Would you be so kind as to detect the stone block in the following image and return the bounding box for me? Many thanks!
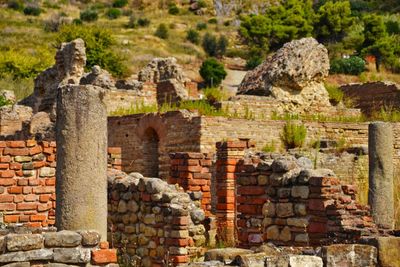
[39,167,55,177]
[287,218,309,228]
[44,231,82,247]
[360,236,400,267]
[6,234,43,251]
[79,230,101,246]
[289,255,323,267]
[262,202,276,217]
[279,226,291,242]
[276,203,294,218]
[291,186,310,199]
[266,225,280,240]
[322,244,377,267]
[3,263,30,267]
[53,247,91,263]
[0,249,53,263]
[204,248,253,264]
[235,252,269,267]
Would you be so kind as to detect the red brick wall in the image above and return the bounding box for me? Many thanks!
[169,152,212,216]
[0,141,122,227]
[0,140,56,227]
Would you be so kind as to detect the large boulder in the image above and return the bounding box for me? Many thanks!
[238,38,331,113]
[80,65,116,90]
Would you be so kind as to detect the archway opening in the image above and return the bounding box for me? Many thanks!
[142,127,159,177]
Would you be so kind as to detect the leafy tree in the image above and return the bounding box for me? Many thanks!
[155,23,169,39]
[57,25,127,77]
[361,14,389,71]
[199,58,227,87]
[330,56,366,75]
[112,0,128,8]
[239,0,315,51]
[315,0,354,43]
[106,8,122,19]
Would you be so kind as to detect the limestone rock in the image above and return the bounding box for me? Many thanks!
[360,236,400,267]
[53,247,91,263]
[321,244,377,267]
[80,66,116,90]
[156,79,189,106]
[0,249,53,263]
[238,38,332,113]
[289,255,323,267]
[6,234,43,251]
[44,230,82,247]
[29,111,54,139]
[78,230,101,246]
[138,57,188,84]
[204,248,254,264]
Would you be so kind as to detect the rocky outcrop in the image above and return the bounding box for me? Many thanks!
[238,38,332,114]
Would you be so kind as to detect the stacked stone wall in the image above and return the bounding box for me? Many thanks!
[107,170,207,266]
[234,155,378,248]
[0,228,117,266]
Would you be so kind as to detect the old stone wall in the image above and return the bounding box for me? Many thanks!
[107,170,207,266]
[0,228,117,266]
[341,81,400,115]
[107,111,202,179]
[234,155,378,248]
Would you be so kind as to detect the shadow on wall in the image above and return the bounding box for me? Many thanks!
[142,127,160,177]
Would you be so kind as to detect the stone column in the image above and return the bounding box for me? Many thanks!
[56,84,107,240]
[368,122,394,229]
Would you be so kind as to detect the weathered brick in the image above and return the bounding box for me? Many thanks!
[1,170,15,178]
[0,203,16,210]
[4,215,19,223]
[0,179,16,186]
[91,249,118,264]
[3,148,30,156]
[17,202,37,210]
[7,141,26,148]
[0,195,14,203]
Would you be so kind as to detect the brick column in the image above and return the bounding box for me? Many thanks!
[215,140,246,246]
[107,147,122,170]
[169,152,212,216]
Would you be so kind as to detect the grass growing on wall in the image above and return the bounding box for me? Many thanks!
[280,120,307,149]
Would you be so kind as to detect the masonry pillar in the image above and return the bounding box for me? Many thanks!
[368,122,394,229]
[56,84,108,240]
[216,140,246,246]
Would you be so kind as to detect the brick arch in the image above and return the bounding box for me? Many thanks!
[137,114,167,142]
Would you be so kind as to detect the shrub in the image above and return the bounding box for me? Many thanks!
[186,29,200,44]
[23,6,42,16]
[80,9,98,22]
[0,95,11,108]
[202,87,229,103]
[280,120,307,149]
[325,82,344,105]
[196,22,207,31]
[168,4,180,15]
[106,8,122,19]
[137,17,150,27]
[155,23,168,39]
[112,0,128,8]
[127,15,137,28]
[7,0,24,11]
[330,56,366,75]
[73,18,82,25]
[208,18,217,24]
[199,58,227,87]
[197,0,207,8]
[202,33,228,57]
[262,141,276,153]
[246,56,262,70]
[57,25,127,77]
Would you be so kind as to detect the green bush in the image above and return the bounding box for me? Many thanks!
[106,8,122,19]
[0,95,11,108]
[325,83,344,105]
[23,6,42,16]
[137,17,150,27]
[112,0,128,8]
[202,33,228,57]
[196,22,207,31]
[280,120,307,149]
[168,4,180,15]
[197,0,207,8]
[199,58,227,87]
[80,9,98,22]
[155,23,168,39]
[57,25,127,77]
[246,56,262,70]
[7,0,24,11]
[186,29,200,44]
[73,18,82,25]
[208,18,217,24]
[330,56,366,75]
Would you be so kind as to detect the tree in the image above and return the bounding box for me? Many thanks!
[361,14,388,71]
[155,24,168,39]
[199,58,227,87]
[239,0,315,51]
[315,0,354,43]
[202,33,228,57]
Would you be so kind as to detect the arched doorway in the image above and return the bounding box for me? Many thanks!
[142,127,159,177]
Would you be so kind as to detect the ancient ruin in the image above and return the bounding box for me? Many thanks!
[0,37,399,266]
